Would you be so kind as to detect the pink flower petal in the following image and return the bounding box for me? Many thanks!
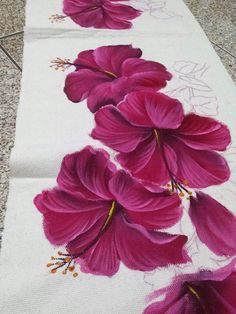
[63,0,141,30]
[57,146,116,200]
[69,7,104,28]
[94,45,142,76]
[103,12,133,29]
[34,190,110,245]
[64,69,111,103]
[73,49,98,69]
[57,152,99,200]
[118,91,184,128]
[87,77,132,112]
[91,105,150,152]
[103,1,141,21]
[115,214,190,270]
[109,170,182,229]
[63,0,92,15]
[66,215,109,255]
[144,259,236,314]
[117,136,177,185]
[144,297,186,314]
[116,135,156,173]
[176,113,231,151]
[122,58,172,90]
[169,138,230,188]
[77,219,120,276]
[189,192,236,256]
[122,58,170,77]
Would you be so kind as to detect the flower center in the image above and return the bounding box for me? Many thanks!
[154,129,161,148]
[153,129,192,199]
[46,201,117,276]
[103,70,118,79]
[187,284,208,314]
[102,201,116,230]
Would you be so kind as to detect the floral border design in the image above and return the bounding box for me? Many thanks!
[35,44,236,313]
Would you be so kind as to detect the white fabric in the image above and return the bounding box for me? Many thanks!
[0,1,236,313]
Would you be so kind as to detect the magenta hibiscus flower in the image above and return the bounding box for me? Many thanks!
[190,192,236,256]
[144,259,236,314]
[61,0,141,29]
[92,91,231,190]
[34,146,189,276]
[63,45,172,112]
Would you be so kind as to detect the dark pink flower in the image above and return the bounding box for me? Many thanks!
[189,192,236,256]
[34,146,189,276]
[64,45,172,112]
[92,91,231,190]
[62,0,141,29]
[144,258,236,314]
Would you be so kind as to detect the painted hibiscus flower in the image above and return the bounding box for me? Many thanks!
[92,91,231,191]
[144,258,236,314]
[190,192,236,256]
[61,0,142,29]
[63,45,172,112]
[34,146,189,276]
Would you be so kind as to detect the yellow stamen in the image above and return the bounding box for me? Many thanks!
[188,285,208,313]
[103,201,116,230]
[73,272,79,278]
[49,14,65,23]
[103,70,117,79]
[87,6,98,12]
[50,269,57,274]
[188,286,201,301]
[47,263,53,267]
[154,129,161,147]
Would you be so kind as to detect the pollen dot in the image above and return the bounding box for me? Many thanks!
[69,266,75,272]
[179,192,185,197]
[50,269,57,274]
[73,273,79,278]
[47,263,53,267]
[65,257,71,263]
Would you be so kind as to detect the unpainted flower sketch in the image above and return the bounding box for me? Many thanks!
[166,61,219,117]
[130,0,181,19]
